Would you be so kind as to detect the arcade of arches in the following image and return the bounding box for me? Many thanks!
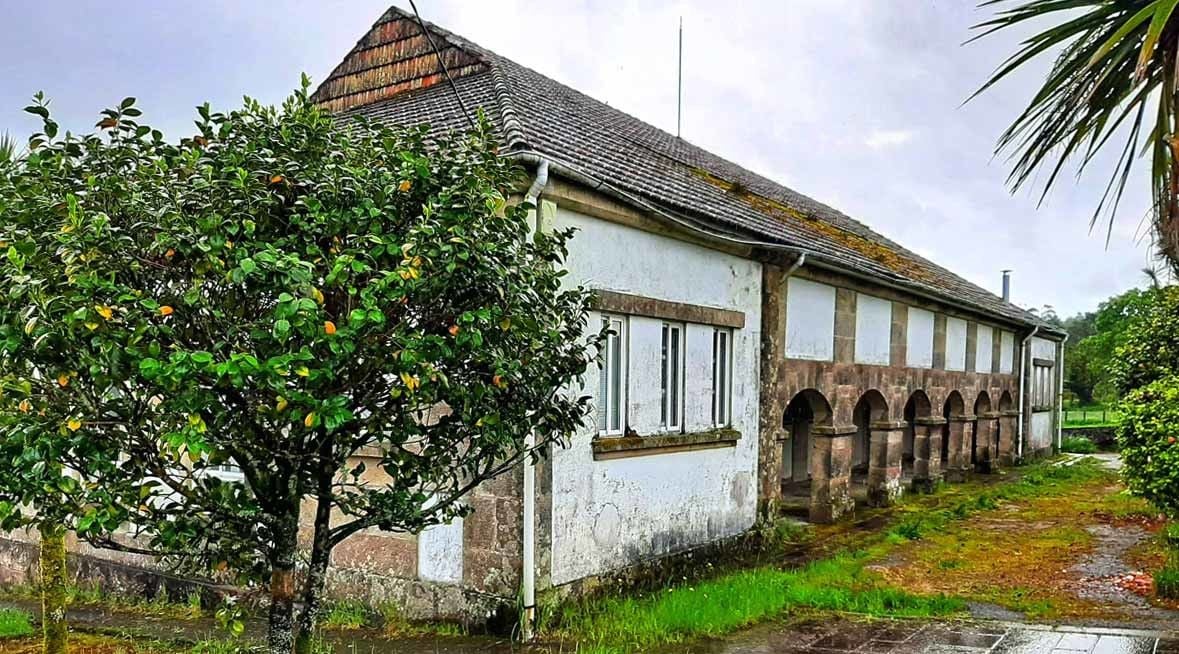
[775,385,1017,522]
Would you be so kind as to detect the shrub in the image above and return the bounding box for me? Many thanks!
[1118,376,1179,515]
[1157,563,1179,599]
[1061,437,1097,454]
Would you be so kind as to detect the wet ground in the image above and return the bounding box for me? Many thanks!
[694,617,1179,653]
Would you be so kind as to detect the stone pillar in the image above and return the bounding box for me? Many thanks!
[959,416,976,479]
[975,413,1001,473]
[757,263,787,519]
[810,425,855,523]
[912,417,946,492]
[944,417,971,483]
[997,410,1019,466]
[867,420,905,507]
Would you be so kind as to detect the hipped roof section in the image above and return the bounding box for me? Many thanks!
[313,5,1064,336]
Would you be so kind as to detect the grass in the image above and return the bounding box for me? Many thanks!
[549,552,962,652]
[0,608,33,638]
[542,458,1113,653]
[319,600,368,630]
[1063,405,1120,428]
[0,583,204,620]
[1061,436,1098,454]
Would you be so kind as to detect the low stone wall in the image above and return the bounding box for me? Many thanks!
[1062,426,1118,449]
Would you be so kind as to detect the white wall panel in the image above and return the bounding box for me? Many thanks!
[906,307,934,368]
[945,317,967,371]
[999,331,1015,374]
[855,294,892,365]
[975,324,993,373]
[785,278,835,361]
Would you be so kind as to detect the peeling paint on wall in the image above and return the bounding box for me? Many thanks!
[552,208,761,586]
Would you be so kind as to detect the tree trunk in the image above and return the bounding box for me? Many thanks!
[267,517,300,654]
[294,460,335,654]
[39,524,68,654]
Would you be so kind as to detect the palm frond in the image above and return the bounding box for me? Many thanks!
[974,0,1179,261]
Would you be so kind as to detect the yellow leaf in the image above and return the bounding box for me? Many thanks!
[57,374,70,388]
[188,414,207,433]
[18,399,31,413]
[311,288,324,305]
[159,305,174,316]
[225,240,234,250]
[276,396,288,412]
[500,317,511,331]
[84,322,99,331]
[400,372,420,391]
[165,248,175,259]
[61,224,74,234]
[296,366,310,377]
[324,321,337,335]
[398,179,412,192]
[304,412,316,428]
[95,305,113,320]
[67,418,82,432]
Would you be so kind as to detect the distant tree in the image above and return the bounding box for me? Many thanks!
[0,81,597,654]
[1059,287,1161,404]
[974,0,1179,272]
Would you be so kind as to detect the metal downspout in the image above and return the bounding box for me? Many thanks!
[1057,333,1070,451]
[521,159,549,640]
[1017,325,1040,461]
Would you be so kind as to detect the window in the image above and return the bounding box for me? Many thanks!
[661,322,684,431]
[597,315,627,435]
[711,328,732,427]
[1032,362,1054,409]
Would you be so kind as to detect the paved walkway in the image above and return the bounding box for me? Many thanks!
[707,618,1177,653]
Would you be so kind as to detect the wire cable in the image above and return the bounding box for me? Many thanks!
[408,0,476,130]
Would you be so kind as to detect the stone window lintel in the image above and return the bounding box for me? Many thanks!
[592,428,740,460]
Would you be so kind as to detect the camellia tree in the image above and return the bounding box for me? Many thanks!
[0,78,597,654]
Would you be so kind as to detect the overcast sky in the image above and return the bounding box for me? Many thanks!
[0,1,1163,316]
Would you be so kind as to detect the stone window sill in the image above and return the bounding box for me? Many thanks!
[592,428,740,461]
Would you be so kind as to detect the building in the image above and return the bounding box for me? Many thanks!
[0,4,1067,628]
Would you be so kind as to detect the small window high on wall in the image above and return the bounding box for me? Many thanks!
[712,328,732,427]
[598,315,627,435]
[661,322,684,431]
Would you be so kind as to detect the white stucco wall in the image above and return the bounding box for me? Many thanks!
[417,517,463,583]
[1030,412,1054,452]
[854,294,892,365]
[906,307,934,368]
[975,324,993,373]
[945,317,967,372]
[1031,336,1057,362]
[785,278,835,361]
[999,331,1015,374]
[551,207,762,586]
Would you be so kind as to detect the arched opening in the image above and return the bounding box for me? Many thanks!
[852,390,889,474]
[903,390,932,480]
[942,391,965,467]
[781,389,833,499]
[996,390,1015,465]
[973,391,993,469]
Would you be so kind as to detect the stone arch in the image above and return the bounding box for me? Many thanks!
[998,390,1014,412]
[902,390,933,475]
[972,391,992,468]
[782,389,833,486]
[852,390,889,473]
[996,390,1016,465]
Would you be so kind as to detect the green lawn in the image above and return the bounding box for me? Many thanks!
[0,608,33,638]
[1063,405,1120,428]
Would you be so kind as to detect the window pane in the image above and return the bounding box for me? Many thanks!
[661,325,669,427]
[670,327,680,428]
[610,320,622,432]
[711,330,719,425]
[719,332,728,424]
[598,318,609,431]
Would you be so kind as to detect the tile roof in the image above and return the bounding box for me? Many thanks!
[315,6,1061,335]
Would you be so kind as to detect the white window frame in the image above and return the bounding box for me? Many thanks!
[711,328,732,428]
[661,322,685,432]
[597,314,628,436]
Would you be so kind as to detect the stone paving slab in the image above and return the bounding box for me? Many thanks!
[702,618,1175,653]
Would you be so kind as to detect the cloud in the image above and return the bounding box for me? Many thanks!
[864,129,916,149]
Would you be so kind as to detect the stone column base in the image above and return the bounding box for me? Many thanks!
[867,421,904,507]
[809,425,855,523]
